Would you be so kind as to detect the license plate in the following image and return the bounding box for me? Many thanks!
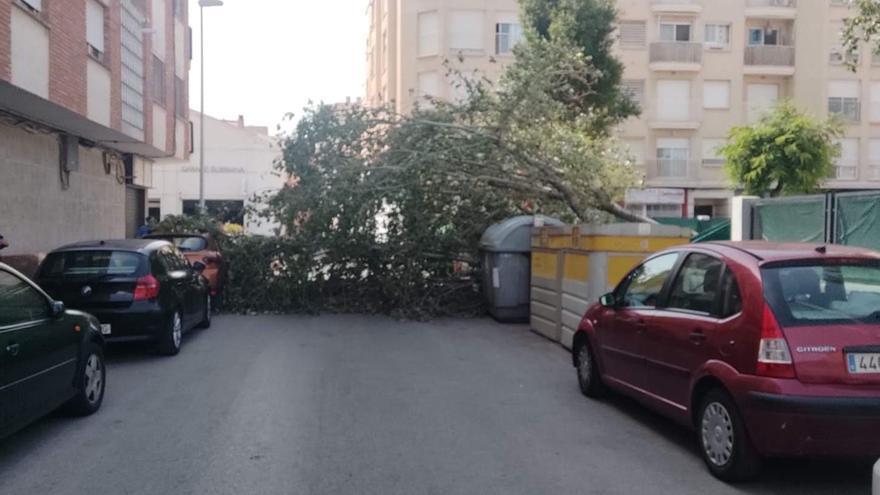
[100,324,112,336]
[847,353,880,374]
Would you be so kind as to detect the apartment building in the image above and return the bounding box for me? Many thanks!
[150,112,284,236]
[0,0,190,256]
[614,0,880,219]
[366,0,522,113]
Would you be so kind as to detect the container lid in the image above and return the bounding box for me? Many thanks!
[480,216,565,253]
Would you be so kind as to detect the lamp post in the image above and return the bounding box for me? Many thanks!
[198,0,223,212]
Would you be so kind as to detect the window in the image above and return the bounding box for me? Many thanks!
[656,80,691,121]
[449,11,484,52]
[656,138,689,178]
[834,138,859,180]
[418,11,439,57]
[152,56,166,105]
[619,21,647,49]
[496,23,523,55]
[40,251,144,279]
[660,22,692,42]
[623,138,645,165]
[870,139,880,179]
[19,0,41,12]
[0,270,48,326]
[749,28,779,46]
[122,2,146,133]
[619,253,679,308]
[828,80,860,122]
[704,24,730,48]
[417,71,441,102]
[667,254,725,315]
[701,139,726,166]
[151,0,166,57]
[86,0,106,57]
[622,80,645,108]
[172,0,185,18]
[870,82,880,122]
[762,263,880,327]
[703,80,730,109]
[747,83,779,123]
[175,77,186,117]
[646,204,683,219]
[719,268,742,318]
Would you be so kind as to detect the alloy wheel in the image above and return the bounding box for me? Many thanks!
[83,353,103,405]
[577,344,592,387]
[701,401,735,467]
[172,312,182,349]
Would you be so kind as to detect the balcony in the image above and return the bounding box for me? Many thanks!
[645,160,696,180]
[649,42,702,71]
[744,45,796,76]
[745,0,797,19]
[651,0,702,14]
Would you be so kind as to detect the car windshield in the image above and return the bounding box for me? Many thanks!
[41,251,143,279]
[157,236,208,252]
[762,261,880,327]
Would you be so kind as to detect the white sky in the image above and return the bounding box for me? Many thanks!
[188,0,369,132]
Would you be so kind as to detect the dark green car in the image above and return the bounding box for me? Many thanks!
[0,262,106,439]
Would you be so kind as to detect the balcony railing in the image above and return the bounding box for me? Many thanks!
[744,45,795,66]
[747,0,796,7]
[647,159,691,179]
[649,42,703,64]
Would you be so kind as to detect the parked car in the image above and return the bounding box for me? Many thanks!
[36,239,211,356]
[0,262,105,439]
[144,233,226,308]
[572,241,880,481]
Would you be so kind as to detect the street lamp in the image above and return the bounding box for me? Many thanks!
[198,0,223,212]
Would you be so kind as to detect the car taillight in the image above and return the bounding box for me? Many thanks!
[133,274,160,301]
[756,304,796,379]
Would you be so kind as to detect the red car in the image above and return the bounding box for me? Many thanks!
[572,241,880,481]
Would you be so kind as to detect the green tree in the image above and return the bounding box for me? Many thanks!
[520,0,639,132]
[842,0,880,70]
[721,102,842,197]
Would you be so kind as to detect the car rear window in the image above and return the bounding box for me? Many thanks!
[41,251,145,279]
[762,261,880,327]
[158,236,207,252]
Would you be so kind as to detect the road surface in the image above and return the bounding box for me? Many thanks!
[0,315,871,494]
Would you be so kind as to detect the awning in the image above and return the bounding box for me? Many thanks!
[0,80,168,158]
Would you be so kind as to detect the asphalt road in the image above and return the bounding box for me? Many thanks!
[0,315,872,494]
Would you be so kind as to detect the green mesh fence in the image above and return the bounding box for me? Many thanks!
[754,198,826,243]
[835,193,880,250]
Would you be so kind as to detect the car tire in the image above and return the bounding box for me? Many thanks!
[575,339,605,398]
[63,343,106,416]
[157,310,183,356]
[196,294,212,329]
[697,388,762,482]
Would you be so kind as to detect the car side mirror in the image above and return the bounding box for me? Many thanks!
[599,293,616,308]
[50,300,65,318]
[192,261,207,273]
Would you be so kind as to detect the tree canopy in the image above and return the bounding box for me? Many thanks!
[843,0,880,70]
[721,102,842,197]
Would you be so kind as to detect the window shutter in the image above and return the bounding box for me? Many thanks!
[829,80,859,98]
[701,139,726,164]
[450,11,484,51]
[417,12,439,57]
[619,21,646,48]
[703,81,730,109]
[656,80,691,121]
[622,80,645,108]
[418,72,441,99]
[87,0,105,53]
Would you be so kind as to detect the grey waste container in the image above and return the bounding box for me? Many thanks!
[480,216,564,322]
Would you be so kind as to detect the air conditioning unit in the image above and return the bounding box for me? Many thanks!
[60,135,80,172]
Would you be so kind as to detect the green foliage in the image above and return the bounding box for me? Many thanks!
[153,214,226,240]
[842,0,880,71]
[520,0,639,132]
[721,102,842,197]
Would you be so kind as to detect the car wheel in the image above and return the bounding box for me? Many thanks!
[157,310,183,356]
[575,340,605,398]
[197,294,212,329]
[697,388,762,482]
[64,343,106,416]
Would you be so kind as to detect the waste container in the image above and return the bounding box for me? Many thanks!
[480,216,564,322]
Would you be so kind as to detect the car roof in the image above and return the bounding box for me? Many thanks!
[696,241,880,263]
[51,239,171,254]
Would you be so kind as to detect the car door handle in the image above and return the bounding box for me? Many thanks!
[6,342,20,356]
[689,330,707,345]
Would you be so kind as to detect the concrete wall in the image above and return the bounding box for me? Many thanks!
[0,121,126,256]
